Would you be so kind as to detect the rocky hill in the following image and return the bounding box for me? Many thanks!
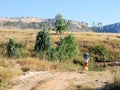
[103,23,120,33]
[0,17,91,32]
[1,17,120,33]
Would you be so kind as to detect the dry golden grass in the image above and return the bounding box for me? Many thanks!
[0,58,23,81]
[14,58,81,72]
[67,82,95,90]
[0,29,120,47]
[0,66,22,90]
[0,67,22,81]
[0,29,119,60]
[56,60,81,71]
[0,29,120,60]
[16,58,56,71]
[0,58,11,67]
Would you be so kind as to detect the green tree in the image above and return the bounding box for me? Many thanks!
[55,13,68,38]
[34,28,51,60]
[55,13,63,19]
[6,39,19,58]
[3,21,13,26]
[56,35,78,62]
[97,22,103,32]
[3,21,13,29]
[91,22,97,32]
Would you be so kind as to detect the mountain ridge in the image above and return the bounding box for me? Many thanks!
[103,22,120,33]
[0,17,120,33]
[0,17,91,32]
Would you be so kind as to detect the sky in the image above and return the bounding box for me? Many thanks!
[0,0,120,26]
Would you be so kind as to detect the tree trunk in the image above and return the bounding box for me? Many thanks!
[59,31,62,39]
[42,51,46,60]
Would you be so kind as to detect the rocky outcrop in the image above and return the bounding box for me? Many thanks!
[0,17,91,32]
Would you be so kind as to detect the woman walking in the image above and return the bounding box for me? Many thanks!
[83,52,90,71]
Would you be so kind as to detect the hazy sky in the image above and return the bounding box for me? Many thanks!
[0,0,120,26]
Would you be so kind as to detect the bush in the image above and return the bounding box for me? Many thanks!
[48,35,78,62]
[6,39,19,58]
[56,35,78,62]
[48,48,59,61]
[18,48,30,58]
[15,43,24,48]
[90,44,108,61]
[89,60,105,71]
[34,29,51,60]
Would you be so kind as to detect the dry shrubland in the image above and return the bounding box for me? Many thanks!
[0,29,120,89]
[0,30,120,59]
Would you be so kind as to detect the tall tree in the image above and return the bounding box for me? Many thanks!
[91,22,97,32]
[55,13,63,19]
[55,13,68,38]
[97,22,103,32]
[34,28,51,60]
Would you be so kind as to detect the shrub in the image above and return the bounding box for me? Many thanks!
[15,43,24,48]
[18,48,30,58]
[89,60,105,71]
[56,35,78,62]
[90,44,108,61]
[48,48,59,61]
[6,39,19,58]
[34,28,51,60]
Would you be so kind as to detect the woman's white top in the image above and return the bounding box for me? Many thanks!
[84,58,89,63]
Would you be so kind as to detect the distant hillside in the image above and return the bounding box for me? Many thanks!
[0,17,92,32]
[103,23,120,33]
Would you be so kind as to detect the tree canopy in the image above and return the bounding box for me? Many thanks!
[55,13,68,37]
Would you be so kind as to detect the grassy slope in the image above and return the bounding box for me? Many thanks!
[0,29,120,59]
[0,29,120,89]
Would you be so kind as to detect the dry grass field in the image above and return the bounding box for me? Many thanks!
[0,29,120,43]
[0,29,120,59]
[0,29,120,90]
[0,30,120,49]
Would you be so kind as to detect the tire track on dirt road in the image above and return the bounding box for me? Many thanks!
[9,71,54,90]
[33,72,86,90]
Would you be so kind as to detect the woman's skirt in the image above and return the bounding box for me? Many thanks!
[84,62,88,71]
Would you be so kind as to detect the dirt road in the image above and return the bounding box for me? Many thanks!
[9,71,113,90]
